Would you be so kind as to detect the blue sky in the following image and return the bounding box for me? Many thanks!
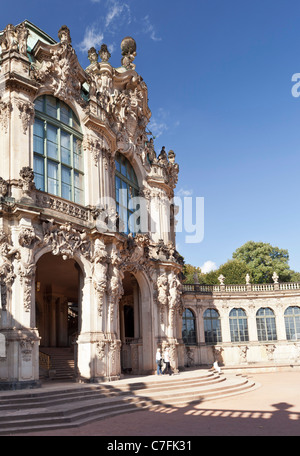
[2,0,300,273]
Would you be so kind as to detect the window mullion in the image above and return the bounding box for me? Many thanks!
[43,120,47,193]
[58,127,62,198]
[71,133,74,202]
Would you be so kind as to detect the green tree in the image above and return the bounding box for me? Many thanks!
[218,259,250,284]
[198,259,250,285]
[182,264,202,284]
[232,241,291,283]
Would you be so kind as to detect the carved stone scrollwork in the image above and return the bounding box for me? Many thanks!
[0,230,19,310]
[17,227,41,312]
[108,339,121,369]
[122,233,150,267]
[108,249,124,322]
[20,339,34,362]
[96,339,107,360]
[0,177,8,199]
[32,26,86,108]
[0,101,12,133]
[0,22,29,55]
[91,238,108,317]
[17,100,35,134]
[82,135,109,166]
[19,166,35,200]
[42,219,91,260]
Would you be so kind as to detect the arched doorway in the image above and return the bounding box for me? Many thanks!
[35,253,82,380]
[119,272,140,373]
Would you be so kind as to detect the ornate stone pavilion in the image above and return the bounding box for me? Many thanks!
[1,21,300,390]
[0,21,182,389]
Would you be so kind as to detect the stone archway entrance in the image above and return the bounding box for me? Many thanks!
[119,272,141,374]
[35,253,82,380]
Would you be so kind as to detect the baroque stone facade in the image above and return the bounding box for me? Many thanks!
[0,21,182,389]
[0,21,298,390]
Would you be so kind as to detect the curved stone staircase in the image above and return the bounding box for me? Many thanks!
[0,369,258,435]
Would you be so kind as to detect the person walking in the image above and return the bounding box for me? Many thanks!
[163,347,172,375]
[156,348,162,375]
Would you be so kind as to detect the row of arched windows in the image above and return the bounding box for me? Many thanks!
[182,306,300,345]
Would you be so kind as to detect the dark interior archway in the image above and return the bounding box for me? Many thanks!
[35,253,82,380]
[119,272,140,373]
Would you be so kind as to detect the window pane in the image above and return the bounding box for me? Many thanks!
[115,156,120,172]
[285,307,300,340]
[34,118,44,137]
[61,131,71,165]
[34,155,44,175]
[46,96,57,118]
[73,138,83,170]
[74,187,83,205]
[34,97,44,112]
[121,156,127,176]
[61,166,71,184]
[33,119,44,155]
[33,155,44,191]
[47,125,58,160]
[182,309,196,345]
[74,171,83,190]
[60,102,70,125]
[47,161,59,195]
[72,113,81,132]
[62,183,72,200]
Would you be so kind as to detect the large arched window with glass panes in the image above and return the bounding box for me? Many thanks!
[284,306,300,341]
[33,95,84,205]
[203,308,222,344]
[256,308,277,341]
[229,308,249,342]
[182,308,197,345]
[115,152,139,234]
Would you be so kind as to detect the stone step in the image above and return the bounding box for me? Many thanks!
[40,348,75,380]
[0,370,257,435]
[0,374,223,410]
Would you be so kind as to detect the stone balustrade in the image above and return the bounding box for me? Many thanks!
[182,281,300,294]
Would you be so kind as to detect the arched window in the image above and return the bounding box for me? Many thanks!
[33,95,84,204]
[284,306,300,341]
[115,152,139,234]
[229,308,249,342]
[256,308,277,341]
[203,308,222,344]
[182,308,197,345]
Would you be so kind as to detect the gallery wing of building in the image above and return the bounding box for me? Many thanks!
[0,21,300,390]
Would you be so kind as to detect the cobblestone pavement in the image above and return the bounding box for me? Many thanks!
[15,371,300,437]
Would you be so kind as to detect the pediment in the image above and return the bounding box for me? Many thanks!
[31,37,88,107]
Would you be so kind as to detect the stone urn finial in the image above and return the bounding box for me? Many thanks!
[121,36,137,70]
[272,272,279,284]
[218,274,225,285]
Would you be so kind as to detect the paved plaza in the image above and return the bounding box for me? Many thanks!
[15,370,300,437]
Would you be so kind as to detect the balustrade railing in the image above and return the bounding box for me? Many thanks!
[182,281,300,294]
[39,350,51,371]
[35,190,90,222]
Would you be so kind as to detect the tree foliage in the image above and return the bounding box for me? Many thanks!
[183,241,299,285]
[232,241,291,283]
[182,264,202,284]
